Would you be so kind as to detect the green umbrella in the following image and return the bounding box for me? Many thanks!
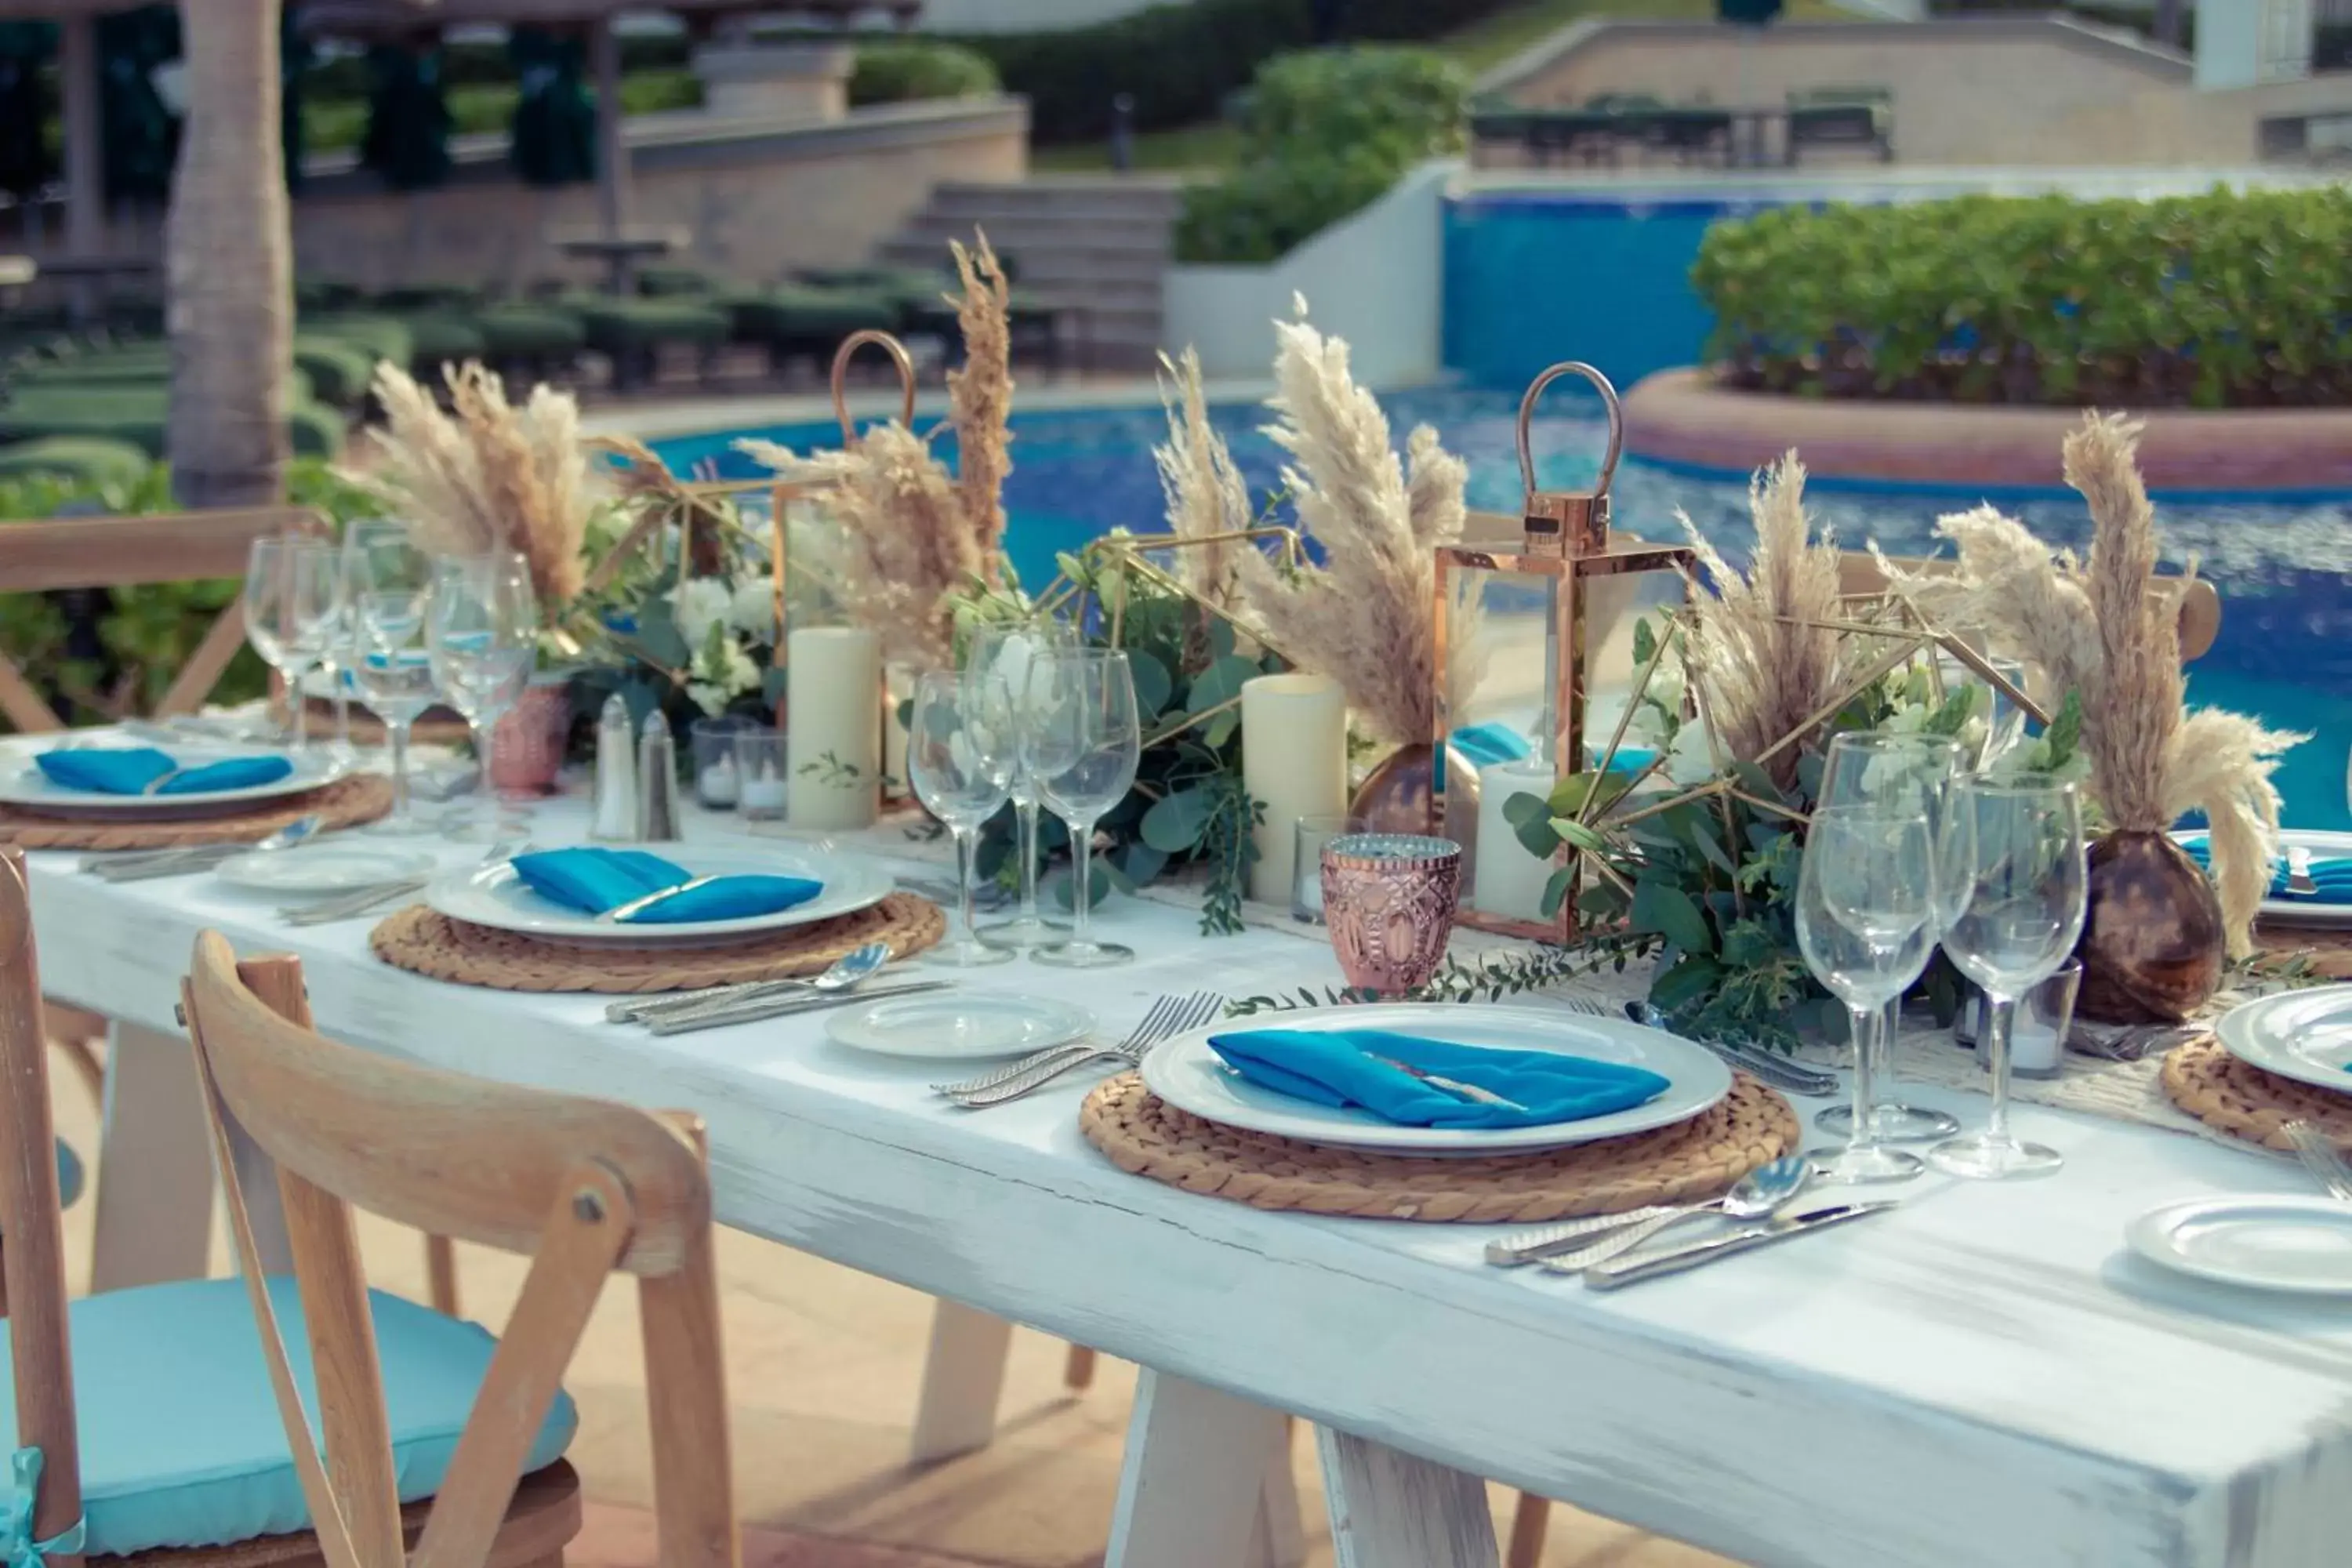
[361,40,453,191]
[508,26,595,188]
[0,22,56,201]
[98,3,181,205]
[281,3,310,194]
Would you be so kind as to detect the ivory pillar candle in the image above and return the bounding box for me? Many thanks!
[1240,673,1348,904]
[1474,758,1557,922]
[785,626,881,829]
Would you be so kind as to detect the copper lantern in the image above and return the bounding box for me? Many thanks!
[1434,362,1696,942]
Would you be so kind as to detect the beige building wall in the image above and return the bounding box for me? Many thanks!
[284,100,1029,292]
[1483,18,2319,165]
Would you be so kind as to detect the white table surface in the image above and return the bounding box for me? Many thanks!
[26,800,2352,1568]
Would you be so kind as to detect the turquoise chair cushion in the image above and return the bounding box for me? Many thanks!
[0,1277,575,1555]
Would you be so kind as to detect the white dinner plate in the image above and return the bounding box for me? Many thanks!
[1139,1001,1732,1156]
[828,993,1094,1060]
[2215,986,2352,1098]
[2174,829,2352,929]
[424,844,894,947]
[2127,1196,2352,1296]
[216,843,436,895]
[0,738,350,818]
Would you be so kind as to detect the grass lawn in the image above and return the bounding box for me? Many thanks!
[1035,0,1859,173]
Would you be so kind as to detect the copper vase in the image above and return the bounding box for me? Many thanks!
[489,678,572,797]
[1351,742,1436,837]
[1321,833,1461,998]
[2074,828,2225,1025]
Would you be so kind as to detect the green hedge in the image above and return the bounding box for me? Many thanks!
[851,40,1000,106]
[1174,47,1466,265]
[947,0,1509,143]
[1691,187,2352,408]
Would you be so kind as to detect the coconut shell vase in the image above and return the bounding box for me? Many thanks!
[2074,828,2226,1025]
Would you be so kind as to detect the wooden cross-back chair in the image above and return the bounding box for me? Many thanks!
[176,930,741,1568]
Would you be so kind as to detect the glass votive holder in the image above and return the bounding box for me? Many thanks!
[734,729,789,822]
[691,717,757,810]
[1961,959,2082,1080]
[1292,813,1364,924]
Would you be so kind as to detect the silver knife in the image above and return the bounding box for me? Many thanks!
[1485,1205,1682,1266]
[1583,1201,1896,1290]
[644,978,946,1036]
[606,977,812,1022]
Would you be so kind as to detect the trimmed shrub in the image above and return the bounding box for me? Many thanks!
[1174,47,1466,265]
[1691,186,2352,408]
[851,40,1000,106]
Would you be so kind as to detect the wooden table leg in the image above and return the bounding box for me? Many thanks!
[908,1299,1013,1465]
[1107,1370,1288,1568]
[1317,1426,1500,1568]
[1506,1492,1551,1568]
[1248,1418,1307,1568]
[1064,1342,1098,1392]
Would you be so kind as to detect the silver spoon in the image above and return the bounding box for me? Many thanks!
[1532,1156,1816,1275]
[604,940,892,1024]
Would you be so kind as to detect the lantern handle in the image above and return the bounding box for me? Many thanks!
[829,329,917,445]
[1516,361,1623,506]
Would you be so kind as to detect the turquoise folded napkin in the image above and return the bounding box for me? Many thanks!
[2179,835,2352,903]
[1205,1027,1671,1130]
[1451,723,1533,771]
[510,847,822,925]
[35,746,293,797]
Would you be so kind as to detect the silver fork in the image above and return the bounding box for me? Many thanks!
[2283,1120,2352,1203]
[936,991,1224,1107]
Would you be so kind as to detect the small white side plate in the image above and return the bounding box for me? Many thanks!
[216,844,437,895]
[2127,1196,2352,1296]
[2213,985,2352,1097]
[829,993,1094,1060]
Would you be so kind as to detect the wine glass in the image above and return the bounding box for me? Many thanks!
[1930,778,2088,1179]
[966,617,1076,949]
[243,535,342,753]
[345,524,439,833]
[1795,806,1939,1185]
[1811,731,1965,1144]
[907,670,1017,968]
[1022,648,1142,969]
[426,552,537,837]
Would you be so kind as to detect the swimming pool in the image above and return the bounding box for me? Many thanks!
[655,383,2352,829]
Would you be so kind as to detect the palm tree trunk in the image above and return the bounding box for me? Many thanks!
[167,0,292,509]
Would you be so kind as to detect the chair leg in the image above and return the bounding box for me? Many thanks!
[426,1233,460,1316]
[1506,1493,1550,1568]
[56,1035,104,1106]
[1064,1342,1098,1392]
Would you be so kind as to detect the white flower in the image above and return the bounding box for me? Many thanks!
[720,641,761,695]
[685,681,728,717]
[672,577,731,646]
[728,579,778,637]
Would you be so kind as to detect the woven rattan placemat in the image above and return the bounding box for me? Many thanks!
[368,891,946,993]
[1079,1072,1801,1224]
[0,773,393,851]
[2160,1033,2352,1152]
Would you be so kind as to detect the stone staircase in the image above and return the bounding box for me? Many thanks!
[876,174,1185,372]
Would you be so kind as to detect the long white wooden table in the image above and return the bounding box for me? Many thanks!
[27,808,2352,1567]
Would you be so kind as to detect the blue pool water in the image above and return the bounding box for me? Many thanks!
[657,384,2352,829]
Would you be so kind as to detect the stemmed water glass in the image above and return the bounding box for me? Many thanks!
[1022,648,1142,969]
[1930,778,2088,1179]
[344,524,439,833]
[965,618,1076,949]
[426,552,537,837]
[1812,730,1965,1144]
[1795,805,1940,1184]
[242,535,343,753]
[907,670,1018,968]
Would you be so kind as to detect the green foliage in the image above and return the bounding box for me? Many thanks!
[1174,47,1467,264]
[1693,186,2352,407]
[850,41,1000,106]
[0,457,372,731]
[1230,942,1620,1014]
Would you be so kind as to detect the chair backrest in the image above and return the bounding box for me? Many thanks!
[0,847,85,1567]
[1839,550,2221,663]
[179,931,737,1568]
[0,503,325,732]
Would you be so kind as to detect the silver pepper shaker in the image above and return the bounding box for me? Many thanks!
[637,711,681,843]
[590,693,638,842]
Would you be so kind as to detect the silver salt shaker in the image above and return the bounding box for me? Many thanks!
[589,693,638,842]
[637,711,682,843]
